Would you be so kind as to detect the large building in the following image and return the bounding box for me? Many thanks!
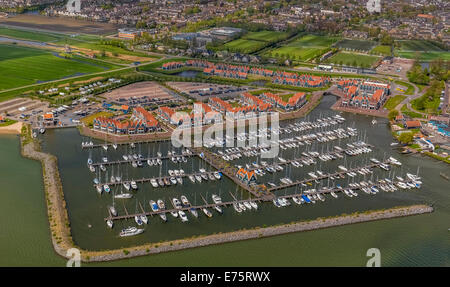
[338,80,390,110]
[118,28,143,40]
[93,107,160,134]
[259,92,306,111]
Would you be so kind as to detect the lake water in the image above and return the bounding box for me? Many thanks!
[1,95,448,266]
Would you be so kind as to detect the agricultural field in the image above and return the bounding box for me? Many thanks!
[223,38,267,54]
[394,40,450,61]
[0,44,109,91]
[324,51,380,68]
[0,26,62,42]
[334,39,376,52]
[265,34,339,61]
[370,45,392,56]
[242,30,289,42]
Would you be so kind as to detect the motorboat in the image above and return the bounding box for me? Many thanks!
[140,214,148,224]
[130,181,138,190]
[179,210,188,222]
[172,198,183,209]
[134,215,143,226]
[202,208,212,218]
[106,219,114,228]
[115,192,133,199]
[119,227,143,237]
[150,178,158,187]
[123,182,131,190]
[243,201,252,210]
[189,208,198,218]
[212,194,222,204]
[233,202,242,213]
[180,195,191,206]
[103,185,111,193]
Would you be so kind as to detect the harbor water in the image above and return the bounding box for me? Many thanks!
[0,95,449,266]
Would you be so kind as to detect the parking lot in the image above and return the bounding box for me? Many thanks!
[0,98,50,124]
[100,81,185,106]
[166,82,249,101]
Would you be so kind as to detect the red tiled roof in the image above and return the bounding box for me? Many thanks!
[405,120,421,128]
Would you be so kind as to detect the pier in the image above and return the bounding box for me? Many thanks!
[244,144,374,172]
[94,170,221,188]
[105,197,264,222]
[90,153,199,167]
[266,161,387,192]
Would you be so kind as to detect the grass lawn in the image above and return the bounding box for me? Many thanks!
[81,111,114,126]
[335,39,376,51]
[371,45,392,56]
[0,27,62,42]
[401,104,424,118]
[396,40,444,52]
[384,95,406,110]
[0,118,17,127]
[410,81,445,114]
[325,51,380,68]
[0,44,107,90]
[394,40,449,61]
[266,34,338,61]
[395,51,450,61]
[223,39,267,54]
[243,31,289,42]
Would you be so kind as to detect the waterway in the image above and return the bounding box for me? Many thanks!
[0,96,449,266]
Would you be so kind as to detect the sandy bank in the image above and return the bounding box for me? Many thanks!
[0,121,23,134]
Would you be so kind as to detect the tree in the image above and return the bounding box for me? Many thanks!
[388,110,399,121]
[398,132,414,144]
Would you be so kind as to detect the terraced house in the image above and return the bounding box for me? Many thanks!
[338,80,390,110]
[93,107,160,135]
[259,92,307,111]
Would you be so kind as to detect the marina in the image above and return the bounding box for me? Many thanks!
[34,95,433,251]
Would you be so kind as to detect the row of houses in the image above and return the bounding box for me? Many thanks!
[155,90,307,127]
[93,107,160,135]
[259,92,307,111]
[338,80,390,110]
[161,60,330,88]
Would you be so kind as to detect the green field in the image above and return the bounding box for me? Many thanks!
[335,39,376,52]
[325,51,380,68]
[396,40,443,52]
[396,51,450,61]
[0,27,62,42]
[243,31,289,42]
[384,95,406,111]
[0,44,108,90]
[266,35,339,61]
[223,39,267,54]
[394,40,450,61]
[371,45,392,56]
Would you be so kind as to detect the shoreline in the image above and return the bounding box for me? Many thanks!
[20,123,434,263]
[0,121,23,134]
